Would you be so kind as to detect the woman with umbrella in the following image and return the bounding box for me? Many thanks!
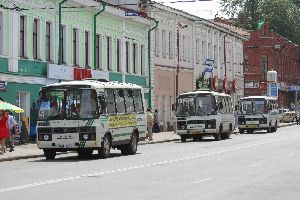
[0,109,9,154]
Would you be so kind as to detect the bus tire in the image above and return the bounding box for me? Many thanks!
[247,129,254,134]
[239,129,244,134]
[215,127,222,141]
[180,135,187,142]
[271,122,278,133]
[44,149,56,160]
[78,149,93,159]
[226,124,232,139]
[121,132,138,155]
[98,133,111,159]
[267,123,272,133]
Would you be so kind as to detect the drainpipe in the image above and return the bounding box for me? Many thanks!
[147,19,159,108]
[93,2,106,69]
[58,0,68,65]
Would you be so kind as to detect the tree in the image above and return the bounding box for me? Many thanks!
[219,0,300,45]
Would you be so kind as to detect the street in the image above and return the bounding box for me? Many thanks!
[1,125,300,200]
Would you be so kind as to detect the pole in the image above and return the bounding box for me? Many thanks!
[148,19,159,109]
[93,3,106,69]
[223,34,227,78]
[176,26,179,98]
[58,0,68,65]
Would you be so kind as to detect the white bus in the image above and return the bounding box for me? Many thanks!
[176,90,234,142]
[238,96,279,134]
[37,79,147,160]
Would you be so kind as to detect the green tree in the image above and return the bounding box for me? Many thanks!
[219,0,300,45]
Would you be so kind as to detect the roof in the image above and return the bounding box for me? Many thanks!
[43,80,143,90]
[208,19,250,38]
[240,96,277,100]
[179,90,231,97]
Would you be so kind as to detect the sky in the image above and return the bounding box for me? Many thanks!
[157,0,223,19]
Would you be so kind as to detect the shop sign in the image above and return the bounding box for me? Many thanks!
[74,67,92,80]
[245,81,259,88]
[48,64,74,80]
[268,82,278,97]
[0,81,7,92]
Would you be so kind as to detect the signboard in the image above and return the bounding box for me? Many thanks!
[125,11,139,17]
[245,81,259,88]
[48,64,74,80]
[92,70,109,81]
[0,81,7,92]
[268,82,278,97]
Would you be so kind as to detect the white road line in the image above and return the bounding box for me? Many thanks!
[0,136,299,193]
[192,178,212,184]
[249,162,262,167]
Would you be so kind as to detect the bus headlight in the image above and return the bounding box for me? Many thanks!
[83,134,89,140]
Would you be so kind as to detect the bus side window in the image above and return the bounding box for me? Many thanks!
[98,93,106,115]
[133,89,144,113]
[116,89,126,114]
[124,89,135,113]
[105,89,117,114]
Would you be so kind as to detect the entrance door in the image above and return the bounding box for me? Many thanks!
[16,91,30,132]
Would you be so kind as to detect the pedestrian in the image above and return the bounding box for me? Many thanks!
[153,109,160,133]
[296,111,300,125]
[5,110,18,152]
[0,109,9,154]
[146,108,154,141]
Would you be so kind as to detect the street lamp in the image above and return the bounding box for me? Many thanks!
[175,23,188,99]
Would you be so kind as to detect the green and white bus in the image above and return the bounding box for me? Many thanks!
[37,79,146,160]
[176,90,234,142]
[238,96,279,134]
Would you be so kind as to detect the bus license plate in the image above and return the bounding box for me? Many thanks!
[247,125,257,128]
[246,121,259,124]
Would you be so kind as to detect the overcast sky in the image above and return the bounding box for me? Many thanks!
[157,0,223,19]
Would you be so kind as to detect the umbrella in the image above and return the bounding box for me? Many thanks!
[0,101,24,113]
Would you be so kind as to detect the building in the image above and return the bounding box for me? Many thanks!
[243,21,300,108]
[0,0,153,135]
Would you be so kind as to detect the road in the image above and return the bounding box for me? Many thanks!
[1,125,300,200]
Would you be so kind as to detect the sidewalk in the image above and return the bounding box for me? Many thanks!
[0,122,296,162]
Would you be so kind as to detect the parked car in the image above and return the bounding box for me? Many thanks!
[278,109,290,122]
[281,111,297,123]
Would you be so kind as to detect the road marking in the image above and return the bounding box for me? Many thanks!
[0,135,299,193]
[249,162,262,167]
[192,178,212,184]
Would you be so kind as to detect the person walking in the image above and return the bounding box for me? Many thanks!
[153,109,160,133]
[5,110,18,152]
[146,108,154,141]
[0,109,9,154]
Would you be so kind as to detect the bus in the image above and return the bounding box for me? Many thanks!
[238,96,279,134]
[176,90,234,142]
[36,79,147,160]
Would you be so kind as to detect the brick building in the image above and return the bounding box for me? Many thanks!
[244,22,300,108]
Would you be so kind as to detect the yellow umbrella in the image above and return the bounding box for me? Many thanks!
[0,101,24,113]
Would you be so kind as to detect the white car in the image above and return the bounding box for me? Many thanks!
[278,109,290,122]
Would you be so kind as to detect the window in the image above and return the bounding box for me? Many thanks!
[105,89,116,114]
[208,43,212,59]
[196,39,200,64]
[187,36,191,62]
[20,16,26,57]
[133,89,144,113]
[202,41,206,64]
[96,34,100,68]
[107,36,112,70]
[126,41,129,73]
[124,89,135,113]
[33,19,39,59]
[260,55,268,80]
[141,45,145,75]
[155,29,159,57]
[45,22,51,61]
[183,35,186,61]
[169,31,174,59]
[0,12,3,55]
[117,39,121,72]
[85,31,90,67]
[60,25,66,63]
[214,45,217,67]
[73,28,78,65]
[133,43,137,74]
[115,89,126,113]
[162,29,166,58]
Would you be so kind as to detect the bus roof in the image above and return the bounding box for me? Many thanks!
[240,96,277,100]
[178,90,231,97]
[42,79,143,90]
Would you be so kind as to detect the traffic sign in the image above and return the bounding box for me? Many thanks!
[125,11,139,17]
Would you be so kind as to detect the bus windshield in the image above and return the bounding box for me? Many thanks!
[177,94,217,117]
[39,88,98,120]
[239,99,266,115]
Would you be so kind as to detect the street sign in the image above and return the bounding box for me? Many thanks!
[125,11,139,17]
[204,68,213,73]
[268,82,278,97]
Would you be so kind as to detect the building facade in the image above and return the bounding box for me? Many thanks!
[243,22,300,108]
[0,0,152,135]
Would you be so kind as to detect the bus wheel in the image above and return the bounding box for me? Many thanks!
[44,149,56,160]
[271,122,278,133]
[267,123,272,133]
[78,149,93,159]
[247,129,254,134]
[98,133,111,159]
[215,128,222,141]
[239,129,244,134]
[121,132,138,155]
[226,125,232,139]
[180,135,187,142]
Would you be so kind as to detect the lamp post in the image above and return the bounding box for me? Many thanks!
[175,23,188,99]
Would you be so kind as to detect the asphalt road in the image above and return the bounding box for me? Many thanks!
[1,125,300,200]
